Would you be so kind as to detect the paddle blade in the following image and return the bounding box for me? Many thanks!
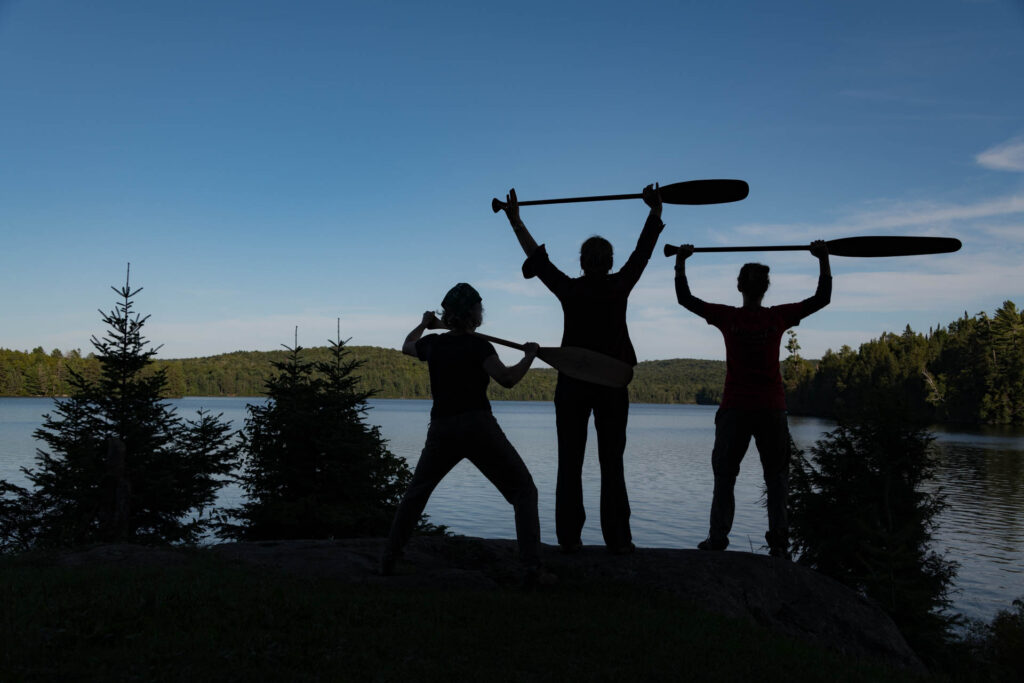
[536,346,634,388]
[826,236,962,257]
[660,179,749,206]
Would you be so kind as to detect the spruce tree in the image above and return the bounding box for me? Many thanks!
[2,267,239,549]
[220,326,421,541]
[788,410,958,657]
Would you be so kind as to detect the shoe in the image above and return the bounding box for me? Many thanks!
[559,541,582,554]
[608,542,636,556]
[697,537,728,551]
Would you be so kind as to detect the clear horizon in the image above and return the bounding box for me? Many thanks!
[2,1,1022,366]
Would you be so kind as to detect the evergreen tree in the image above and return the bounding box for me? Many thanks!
[0,481,39,553]
[788,409,958,657]
[786,301,1024,426]
[985,301,1024,424]
[0,268,239,550]
[220,327,423,540]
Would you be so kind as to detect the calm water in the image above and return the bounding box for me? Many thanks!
[2,396,1022,622]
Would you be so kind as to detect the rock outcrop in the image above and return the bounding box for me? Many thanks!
[46,537,923,671]
[207,536,925,672]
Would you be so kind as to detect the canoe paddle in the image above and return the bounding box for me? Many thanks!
[663,236,962,258]
[491,179,749,213]
[470,332,634,388]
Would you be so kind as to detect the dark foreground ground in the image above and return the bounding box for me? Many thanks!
[0,537,931,682]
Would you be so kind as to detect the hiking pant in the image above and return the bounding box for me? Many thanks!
[385,410,541,567]
[553,374,632,549]
[708,408,790,549]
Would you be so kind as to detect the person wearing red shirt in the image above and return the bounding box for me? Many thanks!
[674,241,831,558]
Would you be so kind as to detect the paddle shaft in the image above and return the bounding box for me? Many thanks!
[467,332,634,388]
[471,331,527,352]
[691,245,808,253]
[491,179,749,213]
[664,236,962,258]
[663,244,821,257]
[516,192,642,208]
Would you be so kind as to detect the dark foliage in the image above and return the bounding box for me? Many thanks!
[219,331,427,540]
[1,345,727,405]
[789,409,958,658]
[0,481,38,553]
[0,270,238,550]
[972,598,1024,681]
[786,300,1024,426]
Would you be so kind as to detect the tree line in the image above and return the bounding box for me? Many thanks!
[0,344,726,405]
[6,299,1022,426]
[784,300,1024,426]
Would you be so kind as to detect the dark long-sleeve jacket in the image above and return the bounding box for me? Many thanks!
[522,213,664,366]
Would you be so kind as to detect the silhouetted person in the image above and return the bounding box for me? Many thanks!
[381,283,554,583]
[674,241,831,558]
[500,185,664,554]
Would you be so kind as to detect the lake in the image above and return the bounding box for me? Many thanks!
[2,396,1022,623]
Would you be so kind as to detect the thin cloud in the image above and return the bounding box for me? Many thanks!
[847,195,1024,229]
[977,137,1024,172]
[979,224,1024,241]
[729,192,1024,243]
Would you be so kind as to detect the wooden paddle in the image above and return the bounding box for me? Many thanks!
[663,236,962,258]
[491,179,749,213]
[471,332,634,388]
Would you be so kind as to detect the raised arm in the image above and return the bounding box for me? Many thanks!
[482,342,539,388]
[674,244,710,316]
[636,182,664,258]
[502,186,571,294]
[402,311,439,356]
[800,240,832,317]
[619,183,666,285]
[502,188,539,257]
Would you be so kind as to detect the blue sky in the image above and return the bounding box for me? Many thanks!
[1,0,1022,363]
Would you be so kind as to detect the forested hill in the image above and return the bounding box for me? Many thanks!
[784,300,1024,426]
[8,299,1021,423]
[0,344,726,405]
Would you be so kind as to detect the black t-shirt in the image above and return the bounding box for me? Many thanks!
[416,333,498,418]
[520,212,664,367]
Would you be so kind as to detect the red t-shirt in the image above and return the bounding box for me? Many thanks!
[702,303,805,410]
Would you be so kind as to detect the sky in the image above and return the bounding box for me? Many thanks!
[1,0,1022,364]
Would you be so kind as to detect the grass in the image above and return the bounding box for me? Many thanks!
[0,550,922,682]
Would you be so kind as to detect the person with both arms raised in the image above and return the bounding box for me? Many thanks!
[380,283,554,584]
[500,183,664,555]
[674,240,831,559]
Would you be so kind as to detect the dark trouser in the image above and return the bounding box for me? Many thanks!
[553,374,631,549]
[708,408,790,550]
[385,410,541,567]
